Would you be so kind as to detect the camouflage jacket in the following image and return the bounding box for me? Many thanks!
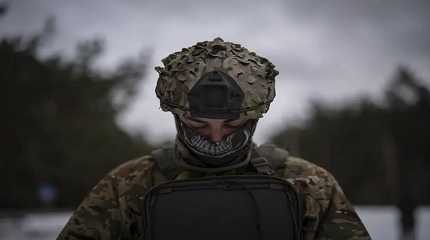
[58,144,371,240]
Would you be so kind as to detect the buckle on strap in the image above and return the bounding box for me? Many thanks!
[250,157,275,175]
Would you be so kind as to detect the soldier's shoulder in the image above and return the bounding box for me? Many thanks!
[275,149,342,222]
[259,143,337,193]
[109,154,155,179]
[278,153,369,239]
[107,145,177,193]
[282,156,339,204]
[105,154,158,196]
[258,143,334,182]
[284,155,334,182]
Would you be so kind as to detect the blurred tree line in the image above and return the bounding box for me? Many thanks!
[1,16,152,209]
[2,5,429,213]
[271,67,430,207]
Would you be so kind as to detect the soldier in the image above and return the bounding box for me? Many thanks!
[58,38,371,240]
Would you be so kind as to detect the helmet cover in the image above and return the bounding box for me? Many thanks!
[155,37,278,119]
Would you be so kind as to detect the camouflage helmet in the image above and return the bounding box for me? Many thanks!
[155,37,278,119]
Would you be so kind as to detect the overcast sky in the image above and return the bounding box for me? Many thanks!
[2,0,429,144]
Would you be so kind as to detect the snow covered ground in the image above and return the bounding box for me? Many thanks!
[0,206,429,239]
[356,206,430,240]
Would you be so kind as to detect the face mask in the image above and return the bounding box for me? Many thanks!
[174,115,257,167]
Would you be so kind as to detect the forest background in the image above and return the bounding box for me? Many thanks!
[1,2,429,213]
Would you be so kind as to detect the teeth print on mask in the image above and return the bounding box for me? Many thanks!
[190,135,232,156]
[185,127,251,158]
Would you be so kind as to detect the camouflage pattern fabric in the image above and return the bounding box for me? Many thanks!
[155,37,278,119]
[57,144,371,240]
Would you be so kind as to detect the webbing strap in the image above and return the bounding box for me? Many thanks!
[249,157,275,176]
[151,146,180,180]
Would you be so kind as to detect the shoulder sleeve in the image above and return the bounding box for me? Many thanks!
[314,175,371,239]
[57,156,155,240]
[282,157,371,239]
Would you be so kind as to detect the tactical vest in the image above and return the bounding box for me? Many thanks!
[142,144,304,240]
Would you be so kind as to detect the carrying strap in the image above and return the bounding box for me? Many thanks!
[151,145,181,180]
[250,143,289,176]
[249,155,275,176]
[151,143,289,180]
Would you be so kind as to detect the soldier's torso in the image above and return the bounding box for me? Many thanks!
[114,144,334,239]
